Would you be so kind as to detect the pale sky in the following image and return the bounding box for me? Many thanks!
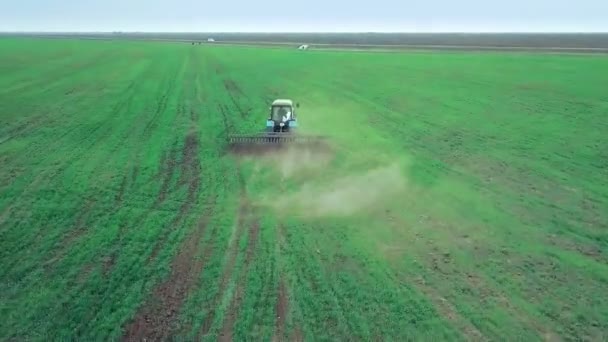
[1,0,607,32]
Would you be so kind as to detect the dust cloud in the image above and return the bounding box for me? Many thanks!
[244,144,334,179]
[264,162,408,218]
[274,145,333,179]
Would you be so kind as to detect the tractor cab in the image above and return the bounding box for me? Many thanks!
[227,97,328,148]
[267,99,299,132]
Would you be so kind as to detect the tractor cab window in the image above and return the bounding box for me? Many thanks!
[271,106,292,121]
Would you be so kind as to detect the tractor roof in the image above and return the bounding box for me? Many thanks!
[271,99,294,106]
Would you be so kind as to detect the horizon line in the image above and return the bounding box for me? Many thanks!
[2,30,608,34]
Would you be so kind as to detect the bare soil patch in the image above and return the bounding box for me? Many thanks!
[121,204,215,341]
[155,139,180,206]
[219,217,260,341]
[547,234,603,262]
[272,278,289,342]
[413,276,486,341]
[148,128,203,262]
[223,78,250,118]
[290,327,304,342]
[43,198,96,274]
[115,174,129,205]
[199,168,251,339]
[143,91,170,137]
[178,129,201,188]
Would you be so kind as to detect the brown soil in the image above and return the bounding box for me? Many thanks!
[143,92,169,137]
[4,113,49,142]
[413,276,486,341]
[199,168,250,339]
[103,208,153,278]
[131,165,140,184]
[155,139,180,206]
[178,130,201,187]
[77,263,95,284]
[272,279,289,342]
[218,102,236,133]
[218,218,260,341]
[121,205,215,341]
[223,78,250,118]
[289,327,304,342]
[149,130,202,262]
[43,198,96,274]
[115,174,129,205]
[102,253,116,277]
[272,224,290,342]
[383,213,487,341]
[199,208,247,337]
[547,234,603,262]
[396,209,559,342]
[223,79,243,97]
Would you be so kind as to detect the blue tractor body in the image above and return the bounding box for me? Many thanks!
[227,98,327,149]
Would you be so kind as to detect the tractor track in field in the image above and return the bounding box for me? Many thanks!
[103,79,152,156]
[218,103,235,134]
[274,223,305,342]
[122,101,209,340]
[41,197,97,274]
[115,67,176,194]
[141,68,178,147]
[107,63,189,274]
[122,201,217,341]
[0,112,51,146]
[272,278,289,342]
[218,215,261,341]
[114,164,140,206]
[178,122,202,188]
[105,75,177,274]
[412,275,487,341]
[101,203,152,277]
[142,89,170,138]
[106,100,198,274]
[113,164,141,206]
[109,67,176,194]
[197,66,260,339]
[198,165,255,339]
[1,77,141,214]
[210,55,249,118]
[66,78,139,176]
[154,138,180,206]
[115,173,129,205]
[272,222,301,341]
[149,119,202,262]
[0,49,117,101]
[272,224,291,342]
[223,79,250,118]
[103,80,191,277]
[384,213,489,340]
[386,213,556,340]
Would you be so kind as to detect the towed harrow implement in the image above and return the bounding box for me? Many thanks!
[227,132,329,154]
[228,132,327,145]
[226,98,329,153]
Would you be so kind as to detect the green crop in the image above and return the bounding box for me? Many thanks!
[1,38,607,341]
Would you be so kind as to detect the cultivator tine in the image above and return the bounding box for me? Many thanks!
[227,133,329,153]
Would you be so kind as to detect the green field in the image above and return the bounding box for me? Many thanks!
[1,38,607,341]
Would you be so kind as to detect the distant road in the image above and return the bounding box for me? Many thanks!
[206,40,608,53]
[3,33,608,54]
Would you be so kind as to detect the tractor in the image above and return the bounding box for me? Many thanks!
[266,99,298,133]
[227,98,327,150]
